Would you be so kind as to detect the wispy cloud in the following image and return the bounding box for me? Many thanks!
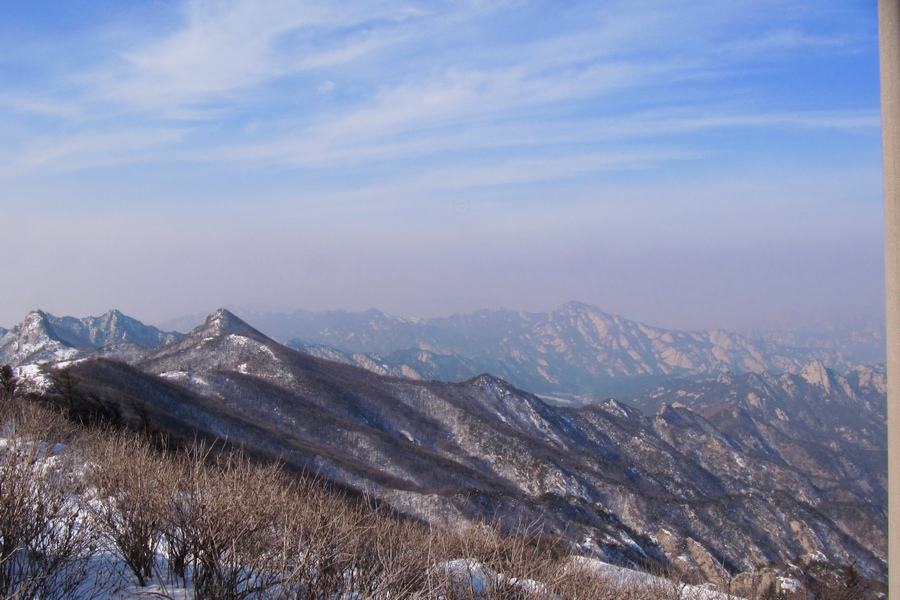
[0,1,879,187]
[0,0,879,202]
[86,0,422,114]
[2,127,190,175]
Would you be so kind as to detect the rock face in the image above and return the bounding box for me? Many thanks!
[0,310,81,366]
[22,309,884,584]
[628,365,886,569]
[240,301,871,403]
[0,309,180,367]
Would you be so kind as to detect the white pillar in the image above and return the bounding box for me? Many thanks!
[880,0,900,596]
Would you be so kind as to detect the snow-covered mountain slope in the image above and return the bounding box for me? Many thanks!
[0,309,180,367]
[55,309,886,585]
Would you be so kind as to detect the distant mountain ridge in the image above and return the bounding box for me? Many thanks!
[3,304,881,405]
[746,315,886,366]
[201,301,872,403]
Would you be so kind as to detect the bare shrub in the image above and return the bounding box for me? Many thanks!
[166,445,297,600]
[802,561,870,600]
[541,559,627,600]
[313,499,435,599]
[245,476,433,599]
[0,389,76,445]
[0,428,99,600]
[160,454,192,588]
[273,479,359,599]
[354,511,432,597]
[83,431,171,587]
[419,521,560,599]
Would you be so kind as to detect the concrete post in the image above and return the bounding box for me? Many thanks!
[881,0,900,596]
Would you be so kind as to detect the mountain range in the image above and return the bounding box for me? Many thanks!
[0,307,887,585]
[163,301,880,404]
[0,309,179,367]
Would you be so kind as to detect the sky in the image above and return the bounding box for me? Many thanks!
[0,0,885,332]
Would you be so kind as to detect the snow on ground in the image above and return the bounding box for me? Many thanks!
[434,558,546,597]
[13,363,54,393]
[569,556,740,600]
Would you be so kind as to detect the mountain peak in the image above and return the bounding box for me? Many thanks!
[22,309,51,329]
[200,309,267,339]
[464,372,502,387]
[206,308,241,328]
[562,299,591,310]
[559,300,615,316]
[598,397,640,419]
[19,310,60,344]
[463,372,521,394]
[799,360,832,392]
[99,309,127,329]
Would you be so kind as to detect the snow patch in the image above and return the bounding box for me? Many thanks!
[14,364,54,393]
[433,559,546,597]
[778,576,802,593]
[569,557,739,599]
[159,371,188,381]
[227,335,278,361]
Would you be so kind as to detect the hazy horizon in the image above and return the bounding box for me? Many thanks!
[1,1,884,333]
[0,300,886,343]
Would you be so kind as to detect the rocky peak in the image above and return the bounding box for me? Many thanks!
[560,300,599,316]
[799,360,832,392]
[205,308,240,329]
[464,373,513,393]
[0,310,76,367]
[715,370,736,385]
[96,309,175,345]
[200,309,267,340]
[97,309,127,339]
[850,364,887,396]
[598,397,640,419]
[16,310,61,348]
[21,309,51,332]
[102,308,125,325]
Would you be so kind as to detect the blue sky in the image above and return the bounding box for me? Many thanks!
[0,0,884,331]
